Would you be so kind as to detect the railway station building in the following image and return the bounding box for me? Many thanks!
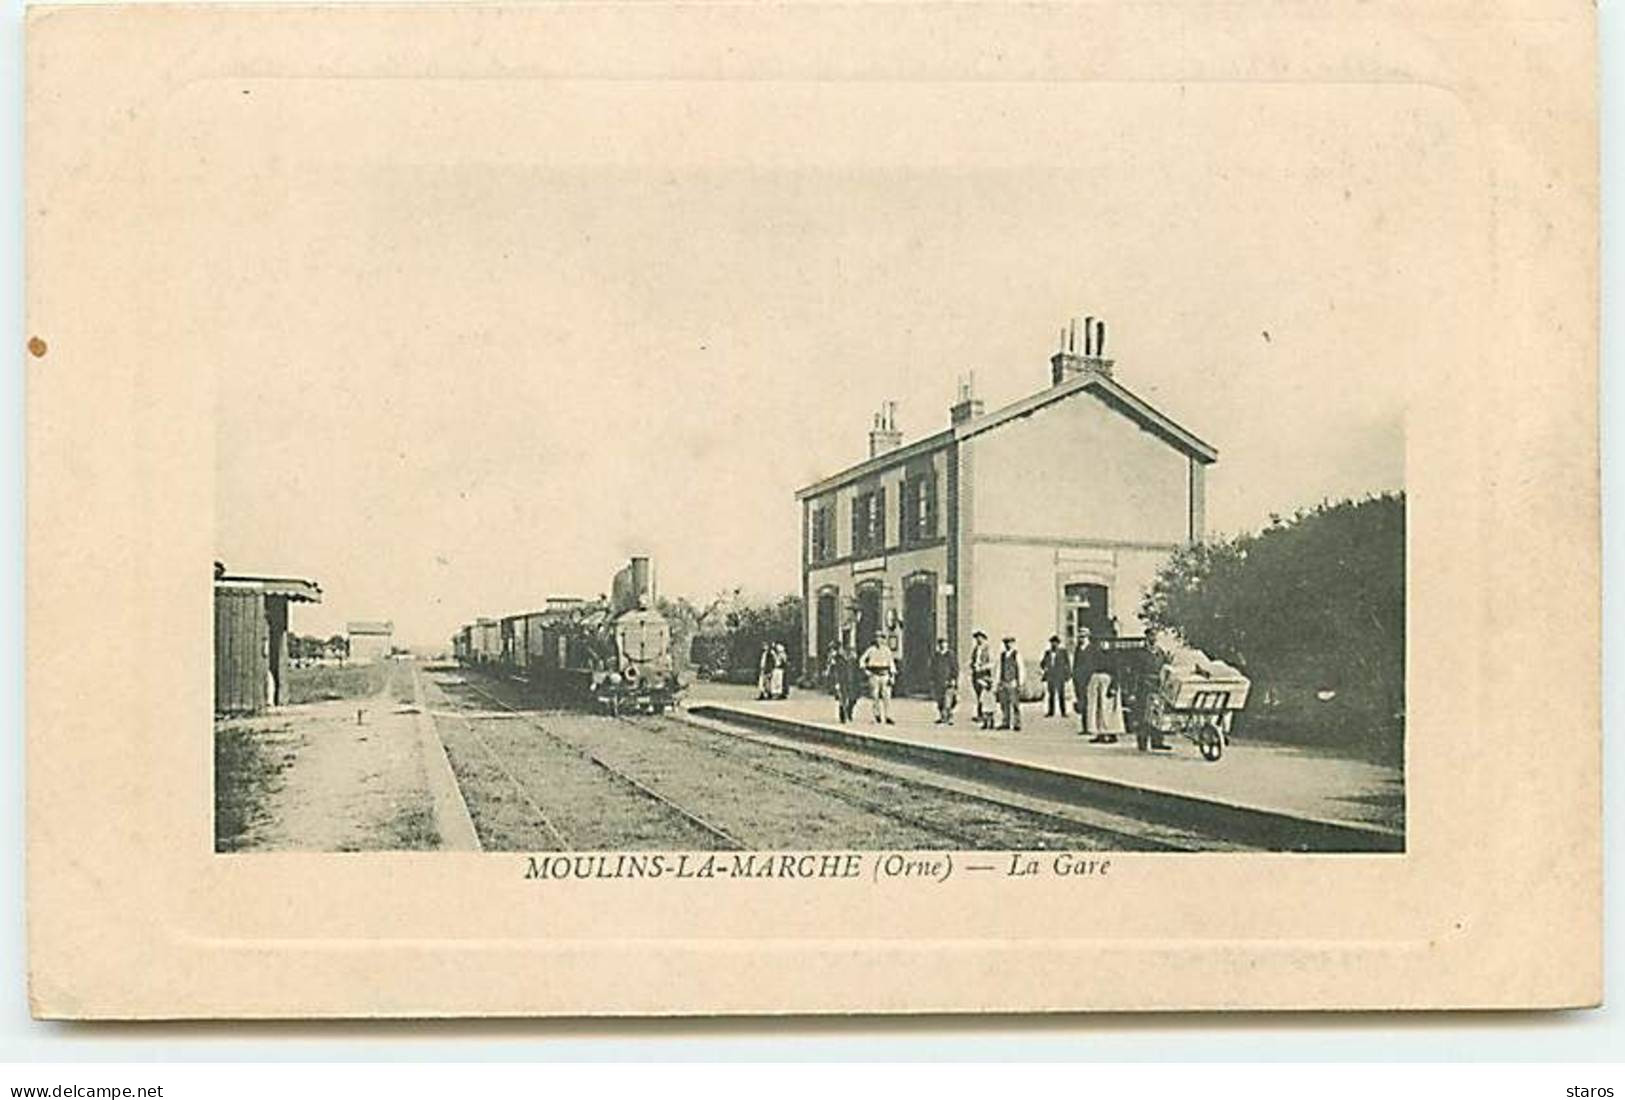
[214,563,323,714]
[795,316,1216,696]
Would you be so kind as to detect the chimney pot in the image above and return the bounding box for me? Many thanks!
[1050,313,1116,385]
[950,372,985,425]
[868,401,904,457]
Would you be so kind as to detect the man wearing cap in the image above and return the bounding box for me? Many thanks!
[860,633,898,725]
[996,635,1025,731]
[1040,634,1072,718]
[824,639,863,724]
[929,637,959,725]
[968,630,996,730]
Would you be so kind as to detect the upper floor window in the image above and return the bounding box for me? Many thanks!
[809,502,836,564]
[852,487,885,557]
[901,472,938,545]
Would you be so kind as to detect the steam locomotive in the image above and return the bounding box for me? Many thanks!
[453,556,682,714]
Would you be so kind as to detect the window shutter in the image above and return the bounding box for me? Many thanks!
[924,476,938,538]
[876,485,887,549]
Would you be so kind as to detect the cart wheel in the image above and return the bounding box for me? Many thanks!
[1199,723,1223,762]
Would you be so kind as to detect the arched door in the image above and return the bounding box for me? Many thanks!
[815,589,839,673]
[901,573,937,695]
[855,582,883,652]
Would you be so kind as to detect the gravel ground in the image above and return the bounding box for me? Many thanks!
[215,661,440,852]
[427,668,1171,852]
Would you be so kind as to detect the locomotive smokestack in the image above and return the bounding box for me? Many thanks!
[629,556,653,607]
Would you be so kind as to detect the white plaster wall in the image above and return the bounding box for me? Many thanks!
[969,542,1062,681]
[1106,547,1176,635]
[971,390,1190,544]
[970,541,1180,671]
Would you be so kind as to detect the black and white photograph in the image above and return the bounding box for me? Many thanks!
[209,80,1415,857]
[25,0,1601,1025]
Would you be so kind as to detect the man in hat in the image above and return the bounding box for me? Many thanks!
[824,639,862,723]
[1040,634,1072,718]
[996,635,1025,731]
[929,637,958,725]
[968,629,996,730]
[860,633,898,725]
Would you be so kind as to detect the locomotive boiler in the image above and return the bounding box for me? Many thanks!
[524,556,682,714]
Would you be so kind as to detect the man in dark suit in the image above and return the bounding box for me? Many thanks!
[1040,635,1072,717]
[929,637,959,724]
[1071,627,1115,741]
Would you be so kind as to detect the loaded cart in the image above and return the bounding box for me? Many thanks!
[1136,647,1251,762]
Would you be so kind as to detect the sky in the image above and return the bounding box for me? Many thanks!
[206,79,1466,647]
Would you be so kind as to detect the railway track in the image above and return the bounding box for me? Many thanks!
[611,710,1188,852]
[439,701,574,850]
[444,669,1181,852]
[451,677,746,850]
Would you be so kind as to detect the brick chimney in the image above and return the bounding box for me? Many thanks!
[1051,314,1115,385]
[868,401,903,457]
[950,372,984,425]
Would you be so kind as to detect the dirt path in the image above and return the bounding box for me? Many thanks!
[215,661,441,852]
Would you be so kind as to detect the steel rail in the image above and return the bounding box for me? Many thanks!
[609,711,997,848]
[630,710,1196,853]
[458,678,746,851]
[421,673,573,850]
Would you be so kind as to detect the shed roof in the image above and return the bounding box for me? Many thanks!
[215,574,323,603]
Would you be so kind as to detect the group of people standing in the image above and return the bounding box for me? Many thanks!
[1034,629,1128,742]
[820,626,1135,741]
[755,642,791,700]
[821,635,899,725]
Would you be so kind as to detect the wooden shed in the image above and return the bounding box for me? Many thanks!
[214,566,323,715]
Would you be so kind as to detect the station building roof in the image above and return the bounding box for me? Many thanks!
[795,369,1217,501]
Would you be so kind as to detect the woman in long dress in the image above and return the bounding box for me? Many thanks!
[770,642,788,698]
[757,643,773,700]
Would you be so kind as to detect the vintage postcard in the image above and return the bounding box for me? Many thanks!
[25,1,1598,1016]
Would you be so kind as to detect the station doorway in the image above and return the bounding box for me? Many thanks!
[901,575,937,695]
[855,582,883,653]
[1063,581,1113,645]
[814,589,839,668]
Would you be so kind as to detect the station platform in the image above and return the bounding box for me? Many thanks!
[683,682,1405,852]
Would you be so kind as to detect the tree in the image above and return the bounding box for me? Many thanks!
[656,595,702,675]
[1140,493,1405,743]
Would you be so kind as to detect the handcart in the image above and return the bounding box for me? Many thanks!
[1133,647,1251,762]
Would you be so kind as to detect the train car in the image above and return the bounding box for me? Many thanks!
[452,625,473,664]
[500,612,533,673]
[473,617,501,665]
[529,557,682,713]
